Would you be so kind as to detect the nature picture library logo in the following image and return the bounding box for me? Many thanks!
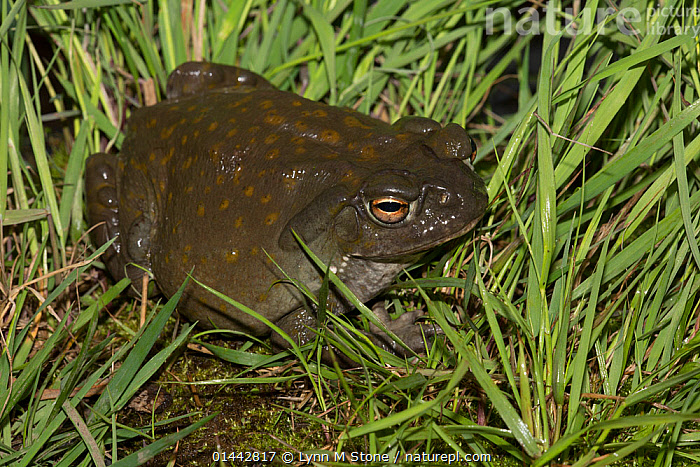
[485,4,700,36]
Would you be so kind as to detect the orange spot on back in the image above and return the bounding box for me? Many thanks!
[161,147,175,165]
[343,116,371,129]
[264,113,285,125]
[319,129,340,144]
[361,145,376,158]
[160,125,176,140]
[264,212,279,225]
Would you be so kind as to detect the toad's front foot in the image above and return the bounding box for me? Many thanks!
[270,303,440,360]
[367,303,440,357]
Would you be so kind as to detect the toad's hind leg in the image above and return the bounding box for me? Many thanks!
[85,153,153,289]
[86,153,126,280]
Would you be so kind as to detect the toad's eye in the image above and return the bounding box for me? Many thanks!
[370,197,410,224]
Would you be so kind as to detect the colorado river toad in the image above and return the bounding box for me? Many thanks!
[86,62,487,354]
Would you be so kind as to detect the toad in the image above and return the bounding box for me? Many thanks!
[86,62,487,355]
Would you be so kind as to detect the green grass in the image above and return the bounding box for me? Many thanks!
[3,0,700,465]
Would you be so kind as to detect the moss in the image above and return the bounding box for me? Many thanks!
[117,343,327,466]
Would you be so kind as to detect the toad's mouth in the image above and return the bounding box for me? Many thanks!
[351,215,484,261]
